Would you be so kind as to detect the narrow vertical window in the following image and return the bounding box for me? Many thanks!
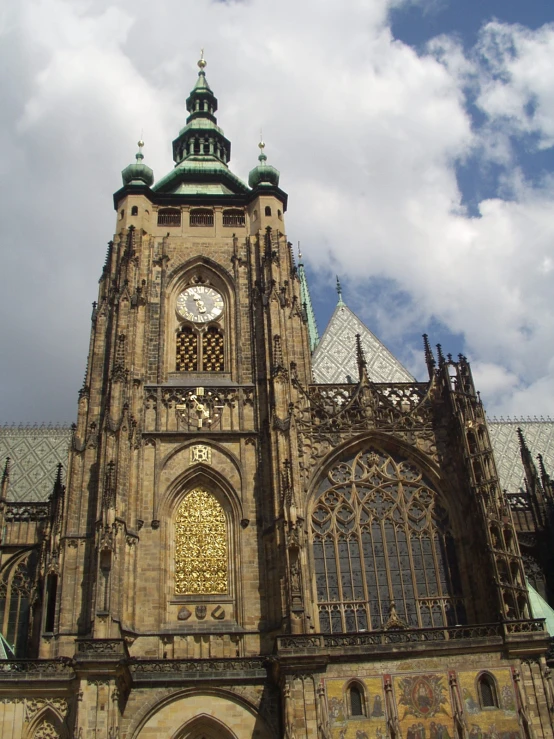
[350,684,365,716]
[176,327,199,371]
[478,673,498,708]
[44,573,58,633]
[175,489,228,594]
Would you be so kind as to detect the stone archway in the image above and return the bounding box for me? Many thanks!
[133,692,273,739]
[176,714,237,739]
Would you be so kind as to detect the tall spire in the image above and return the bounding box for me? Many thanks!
[297,244,319,352]
[153,54,249,196]
[171,52,231,167]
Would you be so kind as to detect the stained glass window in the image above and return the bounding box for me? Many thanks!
[175,489,228,594]
[311,446,465,633]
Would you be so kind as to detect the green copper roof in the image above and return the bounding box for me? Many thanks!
[248,141,280,189]
[153,54,251,196]
[153,157,249,195]
[527,579,554,635]
[298,252,319,352]
[121,141,154,188]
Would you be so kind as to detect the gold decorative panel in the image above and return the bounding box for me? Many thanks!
[175,488,228,594]
[176,327,198,371]
[202,327,224,371]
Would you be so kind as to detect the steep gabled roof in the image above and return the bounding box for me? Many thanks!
[488,417,554,493]
[312,301,413,384]
[0,425,71,502]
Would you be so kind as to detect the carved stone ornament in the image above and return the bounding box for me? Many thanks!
[195,605,207,620]
[178,606,192,621]
[211,605,225,620]
[190,444,211,465]
[26,697,68,720]
[34,722,60,739]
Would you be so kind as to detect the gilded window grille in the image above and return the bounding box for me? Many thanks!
[175,489,228,594]
[202,327,225,372]
[311,446,465,634]
[176,327,198,371]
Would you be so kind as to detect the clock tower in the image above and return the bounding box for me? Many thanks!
[1,54,552,739]
[46,54,312,737]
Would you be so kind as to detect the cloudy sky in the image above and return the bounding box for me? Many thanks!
[1,0,553,423]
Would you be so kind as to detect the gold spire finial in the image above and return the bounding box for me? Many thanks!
[137,139,145,149]
[198,49,207,70]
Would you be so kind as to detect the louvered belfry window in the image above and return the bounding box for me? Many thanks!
[311,445,465,633]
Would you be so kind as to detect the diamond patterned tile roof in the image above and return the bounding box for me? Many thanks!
[487,418,554,493]
[0,425,71,502]
[312,302,414,384]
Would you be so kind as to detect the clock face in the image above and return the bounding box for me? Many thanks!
[176,286,224,323]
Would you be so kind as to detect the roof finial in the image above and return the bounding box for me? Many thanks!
[298,241,303,263]
[136,139,145,162]
[198,48,206,70]
[336,276,345,306]
[258,130,267,163]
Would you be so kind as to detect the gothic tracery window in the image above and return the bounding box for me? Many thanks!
[311,446,465,633]
[0,551,38,656]
[175,489,228,595]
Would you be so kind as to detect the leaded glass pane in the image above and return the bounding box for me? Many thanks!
[311,444,465,633]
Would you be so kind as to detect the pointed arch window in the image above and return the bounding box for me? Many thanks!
[175,489,228,594]
[0,551,38,656]
[349,683,366,717]
[477,673,498,708]
[311,446,465,634]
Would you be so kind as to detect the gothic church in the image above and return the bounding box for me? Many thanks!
[0,57,553,739]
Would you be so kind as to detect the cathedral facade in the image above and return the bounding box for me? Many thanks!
[0,59,553,739]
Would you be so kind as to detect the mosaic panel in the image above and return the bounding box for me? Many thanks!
[325,676,387,739]
[394,673,454,739]
[459,668,520,739]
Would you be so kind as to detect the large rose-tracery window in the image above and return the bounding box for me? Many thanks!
[311,446,465,633]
